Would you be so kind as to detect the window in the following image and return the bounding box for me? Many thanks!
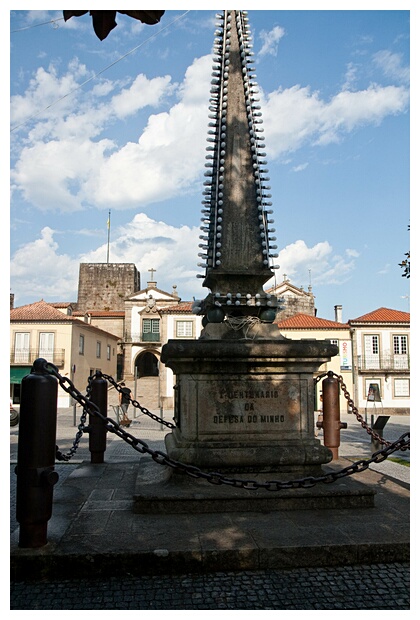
[142,318,160,342]
[107,345,111,361]
[14,332,30,363]
[393,335,408,355]
[394,378,410,397]
[393,335,409,369]
[39,332,54,360]
[96,341,101,358]
[176,321,194,338]
[79,334,85,355]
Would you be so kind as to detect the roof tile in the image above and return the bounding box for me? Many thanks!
[10,300,75,321]
[277,313,348,329]
[350,307,410,323]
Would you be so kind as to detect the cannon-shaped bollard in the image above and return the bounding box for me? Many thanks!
[88,373,108,463]
[320,372,347,460]
[15,359,59,548]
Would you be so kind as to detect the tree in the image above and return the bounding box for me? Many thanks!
[399,225,410,278]
[63,10,165,40]
[399,252,410,279]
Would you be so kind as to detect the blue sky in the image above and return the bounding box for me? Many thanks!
[8,3,413,321]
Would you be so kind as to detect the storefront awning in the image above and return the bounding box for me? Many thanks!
[10,366,31,384]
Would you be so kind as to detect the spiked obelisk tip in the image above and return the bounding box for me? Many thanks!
[195,10,281,325]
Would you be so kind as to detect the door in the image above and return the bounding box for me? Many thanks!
[39,332,55,361]
[393,335,409,369]
[364,335,380,369]
[14,332,30,363]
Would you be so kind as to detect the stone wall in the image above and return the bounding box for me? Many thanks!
[277,295,315,320]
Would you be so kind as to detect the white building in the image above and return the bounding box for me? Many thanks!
[349,308,410,416]
[122,280,202,409]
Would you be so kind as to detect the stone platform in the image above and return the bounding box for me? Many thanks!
[133,460,375,514]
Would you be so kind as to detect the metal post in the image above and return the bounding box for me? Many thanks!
[88,373,108,463]
[321,372,347,460]
[15,359,59,548]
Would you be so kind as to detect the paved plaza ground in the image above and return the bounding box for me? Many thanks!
[9,404,411,611]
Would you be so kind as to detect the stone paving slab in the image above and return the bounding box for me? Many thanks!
[10,454,409,582]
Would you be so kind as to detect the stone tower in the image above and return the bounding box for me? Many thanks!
[76,263,140,312]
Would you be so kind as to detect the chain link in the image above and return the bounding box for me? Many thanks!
[42,361,409,490]
[100,373,176,429]
[315,371,410,451]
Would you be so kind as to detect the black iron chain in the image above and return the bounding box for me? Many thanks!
[44,361,410,490]
[54,372,97,461]
[100,373,176,429]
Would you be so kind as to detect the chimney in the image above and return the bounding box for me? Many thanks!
[334,305,343,323]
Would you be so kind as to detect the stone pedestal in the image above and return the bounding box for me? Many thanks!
[161,323,338,474]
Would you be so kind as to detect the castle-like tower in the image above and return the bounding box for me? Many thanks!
[76,263,140,312]
[195,11,281,324]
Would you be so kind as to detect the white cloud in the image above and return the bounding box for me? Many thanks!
[11,55,212,212]
[109,73,174,118]
[10,62,86,128]
[11,48,409,213]
[10,227,80,302]
[10,216,204,305]
[12,137,115,212]
[373,50,410,85]
[273,239,357,287]
[262,82,409,156]
[257,25,286,60]
[88,55,212,208]
[81,213,202,296]
[342,62,359,91]
[291,162,308,173]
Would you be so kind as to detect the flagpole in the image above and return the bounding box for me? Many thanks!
[106,210,111,264]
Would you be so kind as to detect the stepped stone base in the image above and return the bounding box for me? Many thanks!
[133,460,376,514]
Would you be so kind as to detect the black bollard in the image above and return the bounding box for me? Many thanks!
[322,372,347,460]
[88,374,108,463]
[16,359,59,548]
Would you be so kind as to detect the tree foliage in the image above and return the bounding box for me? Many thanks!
[399,224,410,278]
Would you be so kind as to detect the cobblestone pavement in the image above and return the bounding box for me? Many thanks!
[10,563,409,610]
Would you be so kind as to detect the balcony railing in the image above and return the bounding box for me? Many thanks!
[123,333,161,344]
[358,354,410,372]
[10,348,65,367]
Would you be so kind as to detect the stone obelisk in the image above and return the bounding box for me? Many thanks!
[196,10,281,327]
[161,11,337,473]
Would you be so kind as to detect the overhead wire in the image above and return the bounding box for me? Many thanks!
[10,10,190,133]
[11,17,64,33]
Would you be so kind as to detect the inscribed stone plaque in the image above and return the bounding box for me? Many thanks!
[197,377,303,435]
